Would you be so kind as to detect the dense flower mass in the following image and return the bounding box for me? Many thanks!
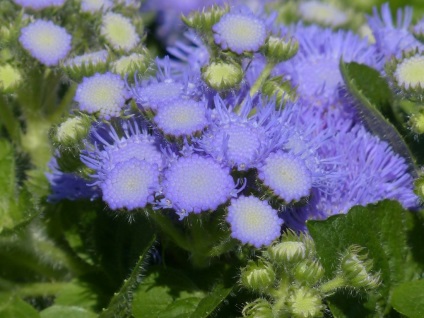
[13,0,66,10]
[19,20,72,66]
[45,1,419,251]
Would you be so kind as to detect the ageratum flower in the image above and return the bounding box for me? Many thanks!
[153,98,209,137]
[101,12,139,52]
[367,3,424,59]
[298,1,348,27]
[198,95,286,170]
[213,6,267,54]
[75,72,127,119]
[100,158,159,210]
[226,195,283,248]
[19,20,72,66]
[273,25,380,104]
[81,0,113,13]
[160,154,236,218]
[130,57,200,111]
[13,0,66,10]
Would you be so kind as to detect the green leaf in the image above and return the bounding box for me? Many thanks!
[189,283,234,318]
[40,305,97,318]
[307,200,411,317]
[391,280,424,318]
[132,266,205,318]
[340,61,416,176]
[54,280,100,311]
[99,234,156,318]
[0,293,40,318]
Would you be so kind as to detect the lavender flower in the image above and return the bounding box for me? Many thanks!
[298,1,348,27]
[160,154,236,218]
[101,12,139,52]
[213,7,267,54]
[75,72,127,119]
[19,20,72,66]
[226,195,283,248]
[13,0,66,10]
[81,0,113,13]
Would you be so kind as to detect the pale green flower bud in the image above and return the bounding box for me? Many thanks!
[182,5,228,33]
[287,286,323,318]
[202,60,243,90]
[339,245,380,290]
[268,241,307,264]
[242,299,274,318]
[111,50,151,80]
[51,114,92,150]
[240,259,275,292]
[294,260,325,285]
[262,76,297,106]
[0,64,22,92]
[261,36,299,62]
[62,50,110,82]
[409,111,424,134]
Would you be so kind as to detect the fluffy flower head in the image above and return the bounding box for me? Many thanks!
[161,155,235,217]
[213,8,266,54]
[81,0,113,12]
[13,0,66,10]
[394,55,424,89]
[299,1,348,27]
[75,72,127,119]
[101,13,139,51]
[19,20,72,66]
[226,196,282,248]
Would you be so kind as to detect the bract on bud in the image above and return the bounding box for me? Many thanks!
[62,50,110,82]
[240,259,276,292]
[261,36,299,62]
[287,286,323,318]
[268,241,307,264]
[51,114,92,150]
[339,245,380,290]
[111,50,151,80]
[294,260,325,285]
[182,5,228,33]
[202,60,243,90]
[242,299,274,318]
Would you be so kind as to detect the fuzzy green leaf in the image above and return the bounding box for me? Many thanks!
[189,283,234,318]
[40,305,97,318]
[307,200,412,317]
[391,280,424,318]
[0,293,40,318]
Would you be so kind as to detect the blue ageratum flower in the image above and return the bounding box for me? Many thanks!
[198,95,286,171]
[272,24,380,105]
[75,72,127,119]
[19,20,72,66]
[154,98,209,137]
[213,6,267,54]
[283,115,418,230]
[367,3,424,59]
[130,57,200,111]
[81,0,113,13]
[47,157,99,202]
[13,0,66,10]
[160,154,237,219]
[100,158,159,210]
[226,195,283,248]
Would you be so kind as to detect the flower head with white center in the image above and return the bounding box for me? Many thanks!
[367,3,424,59]
[394,55,424,89]
[13,0,66,10]
[258,151,312,203]
[19,20,72,66]
[130,57,200,111]
[226,195,282,248]
[160,154,236,218]
[154,98,208,137]
[64,50,109,68]
[100,158,159,210]
[81,0,113,13]
[213,6,267,54]
[75,72,127,119]
[198,95,286,171]
[101,12,139,52]
[299,1,348,27]
[81,119,165,174]
[273,25,380,104]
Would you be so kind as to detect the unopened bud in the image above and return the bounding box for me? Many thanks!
[202,60,243,90]
[294,260,325,285]
[261,36,299,62]
[268,241,307,264]
[182,5,228,33]
[287,286,323,318]
[0,64,22,92]
[62,50,109,82]
[339,245,380,290]
[51,114,92,150]
[240,259,275,292]
[409,111,424,134]
[262,76,296,107]
[111,51,151,80]
[242,299,273,318]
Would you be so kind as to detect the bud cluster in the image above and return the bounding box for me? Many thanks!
[240,231,380,318]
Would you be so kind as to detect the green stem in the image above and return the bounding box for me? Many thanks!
[320,276,346,295]
[249,62,275,97]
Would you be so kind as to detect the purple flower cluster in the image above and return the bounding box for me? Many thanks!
[49,3,419,249]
